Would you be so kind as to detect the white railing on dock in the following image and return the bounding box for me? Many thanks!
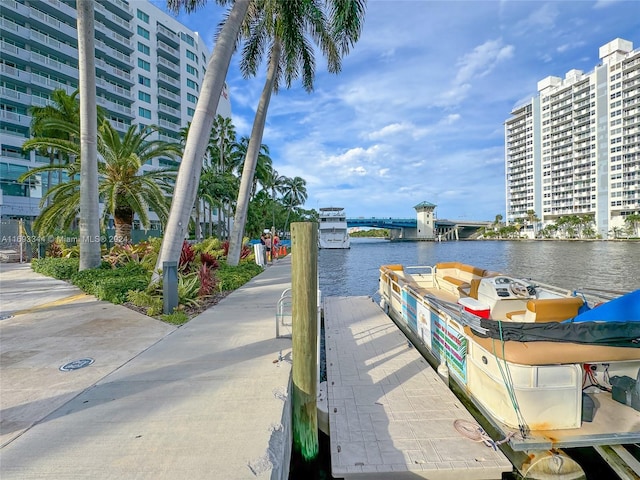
[275,288,292,338]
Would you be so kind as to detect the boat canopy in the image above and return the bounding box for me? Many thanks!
[569,289,640,323]
[477,290,640,348]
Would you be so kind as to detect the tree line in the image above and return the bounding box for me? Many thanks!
[484,212,640,239]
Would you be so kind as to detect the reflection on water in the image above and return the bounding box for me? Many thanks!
[319,239,640,297]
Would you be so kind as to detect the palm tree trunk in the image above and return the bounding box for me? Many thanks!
[227,40,281,266]
[114,217,133,246]
[153,0,250,283]
[77,0,101,270]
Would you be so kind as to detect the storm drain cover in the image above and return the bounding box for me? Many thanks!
[60,358,94,372]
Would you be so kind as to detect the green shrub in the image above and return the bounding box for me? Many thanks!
[161,310,189,325]
[70,262,147,296]
[94,276,149,304]
[216,261,263,291]
[32,257,79,280]
[127,290,163,316]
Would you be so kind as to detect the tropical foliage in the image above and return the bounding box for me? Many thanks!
[20,122,181,244]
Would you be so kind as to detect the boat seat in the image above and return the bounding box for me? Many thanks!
[436,262,490,296]
[443,276,467,287]
[506,310,526,321]
[469,279,481,300]
[508,297,584,323]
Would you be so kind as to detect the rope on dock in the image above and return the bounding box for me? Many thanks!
[453,419,516,451]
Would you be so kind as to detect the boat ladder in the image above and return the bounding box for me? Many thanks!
[275,288,292,338]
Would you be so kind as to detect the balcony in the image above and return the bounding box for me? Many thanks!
[96,96,133,119]
[157,103,181,119]
[95,58,133,85]
[158,41,180,61]
[158,87,180,103]
[158,72,180,89]
[0,110,31,127]
[157,56,181,78]
[95,39,131,69]
[157,23,180,49]
[95,77,131,102]
[28,6,77,42]
[36,0,77,23]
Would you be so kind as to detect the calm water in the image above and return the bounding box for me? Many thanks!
[319,238,640,297]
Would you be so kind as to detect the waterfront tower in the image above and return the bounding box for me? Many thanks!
[414,201,436,240]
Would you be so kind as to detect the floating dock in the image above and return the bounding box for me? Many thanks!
[324,296,513,479]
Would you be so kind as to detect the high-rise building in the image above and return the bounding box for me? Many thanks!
[0,0,231,225]
[505,38,640,238]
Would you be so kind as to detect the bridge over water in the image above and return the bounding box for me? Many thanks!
[346,217,492,240]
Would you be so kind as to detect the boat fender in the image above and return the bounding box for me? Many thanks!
[437,362,449,383]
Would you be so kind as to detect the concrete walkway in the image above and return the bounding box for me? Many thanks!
[0,258,293,479]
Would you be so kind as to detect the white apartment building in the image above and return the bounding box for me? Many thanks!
[505,38,640,238]
[0,0,231,226]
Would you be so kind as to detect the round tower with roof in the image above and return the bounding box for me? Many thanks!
[414,201,436,240]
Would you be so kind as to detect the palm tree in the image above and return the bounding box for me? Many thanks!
[29,89,81,201]
[234,136,272,199]
[262,165,286,234]
[77,0,101,269]
[154,0,251,283]
[226,0,366,266]
[20,122,181,245]
[624,213,640,237]
[281,176,308,232]
[207,115,240,237]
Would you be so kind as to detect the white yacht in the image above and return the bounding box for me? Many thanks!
[318,207,350,249]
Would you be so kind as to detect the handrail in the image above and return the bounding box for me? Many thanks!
[276,288,292,338]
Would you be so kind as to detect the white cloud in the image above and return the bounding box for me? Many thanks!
[454,39,515,85]
[368,122,429,140]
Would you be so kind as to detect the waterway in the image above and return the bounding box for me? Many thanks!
[318,238,640,298]
[293,238,639,480]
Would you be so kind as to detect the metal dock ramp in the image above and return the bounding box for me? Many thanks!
[324,296,513,479]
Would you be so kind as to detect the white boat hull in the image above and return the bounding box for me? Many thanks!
[318,207,350,249]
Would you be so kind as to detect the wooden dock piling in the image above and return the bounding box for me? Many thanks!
[291,222,318,461]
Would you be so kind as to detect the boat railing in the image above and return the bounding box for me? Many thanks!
[403,265,436,288]
[421,293,489,335]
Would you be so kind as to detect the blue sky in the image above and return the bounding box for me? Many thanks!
[154,0,640,221]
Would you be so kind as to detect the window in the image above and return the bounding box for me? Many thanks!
[137,9,149,23]
[0,161,30,197]
[137,26,149,39]
[186,64,198,78]
[138,59,150,71]
[187,79,198,91]
[180,32,195,46]
[186,50,197,63]
[137,42,150,55]
[138,107,151,119]
[187,107,195,117]
[138,91,151,103]
[138,74,150,87]
[187,93,197,104]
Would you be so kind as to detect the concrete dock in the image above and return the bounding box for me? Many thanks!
[324,296,513,480]
[1,259,293,480]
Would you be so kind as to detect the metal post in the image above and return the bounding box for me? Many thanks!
[163,261,178,314]
[291,222,318,461]
[19,219,23,263]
